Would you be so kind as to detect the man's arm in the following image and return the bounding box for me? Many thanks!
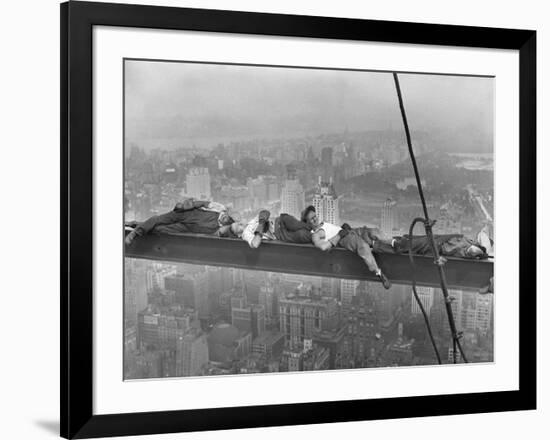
[279,213,310,232]
[200,201,227,213]
[241,211,272,249]
[242,217,263,249]
[312,230,341,251]
[174,198,226,213]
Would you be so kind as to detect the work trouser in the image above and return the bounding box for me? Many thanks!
[338,227,380,273]
[135,210,220,236]
[395,234,486,258]
[274,214,312,244]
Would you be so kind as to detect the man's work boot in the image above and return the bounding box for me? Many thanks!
[125,230,137,246]
[377,271,392,290]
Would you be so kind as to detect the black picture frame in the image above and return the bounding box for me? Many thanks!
[61,1,537,438]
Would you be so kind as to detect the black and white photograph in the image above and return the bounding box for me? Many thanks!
[123,59,495,380]
[0,0,545,437]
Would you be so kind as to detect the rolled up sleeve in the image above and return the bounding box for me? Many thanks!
[242,217,259,246]
[203,201,226,213]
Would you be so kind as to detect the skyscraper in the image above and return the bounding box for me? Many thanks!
[345,289,378,368]
[321,277,339,299]
[411,286,434,315]
[258,282,278,328]
[137,306,200,350]
[232,304,266,339]
[312,177,340,225]
[252,330,285,361]
[475,294,493,334]
[164,271,210,319]
[279,294,339,349]
[340,279,359,313]
[185,167,211,200]
[280,166,305,218]
[164,273,195,308]
[460,291,478,331]
[175,328,209,377]
[281,340,330,372]
[146,263,177,293]
[125,259,149,325]
[381,198,397,238]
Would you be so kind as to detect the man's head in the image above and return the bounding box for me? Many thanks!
[229,221,246,237]
[301,205,319,229]
[217,221,245,238]
[219,212,233,226]
[466,244,487,258]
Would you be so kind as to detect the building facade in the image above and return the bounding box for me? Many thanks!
[312,178,340,225]
[185,167,211,200]
[175,328,209,377]
[381,198,397,238]
[279,294,339,349]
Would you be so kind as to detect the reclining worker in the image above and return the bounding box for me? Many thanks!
[124,198,244,246]
[241,209,313,248]
[374,232,489,259]
[240,208,390,292]
[303,206,392,290]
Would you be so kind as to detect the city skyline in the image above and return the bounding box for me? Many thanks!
[125,260,493,380]
[124,137,494,379]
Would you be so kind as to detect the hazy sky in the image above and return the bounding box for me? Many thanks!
[125,60,494,152]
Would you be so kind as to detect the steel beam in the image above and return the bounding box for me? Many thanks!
[124,231,493,291]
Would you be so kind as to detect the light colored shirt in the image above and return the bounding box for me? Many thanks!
[242,215,275,247]
[476,227,493,256]
[313,222,342,241]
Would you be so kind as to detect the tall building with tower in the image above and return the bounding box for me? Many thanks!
[312,177,340,225]
[185,167,211,200]
[280,165,305,218]
[381,198,397,238]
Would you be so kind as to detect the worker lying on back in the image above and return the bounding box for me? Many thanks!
[374,233,490,259]
[124,198,244,245]
[240,209,313,249]
[303,206,393,290]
